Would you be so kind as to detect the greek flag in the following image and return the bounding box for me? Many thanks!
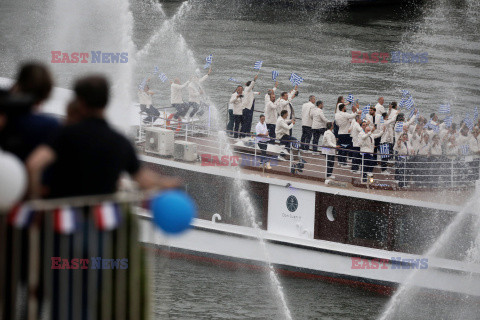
[404,96,414,110]
[461,144,470,155]
[289,73,304,86]
[138,78,147,90]
[474,107,478,122]
[153,66,159,75]
[272,70,279,81]
[401,89,410,97]
[395,121,404,133]
[361,105,370,120]
[464,116,474,131]
[346,94,354,103]
[409,108,415,120]
[438,104,451,114]
[254,60,263,70]
[228,77,241,83]
[203,63,211,69]
[380,143,390,159]
[206,54,213,64]
[158,73,168,83]
[444,115,453,127]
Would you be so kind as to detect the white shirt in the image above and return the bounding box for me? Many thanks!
[365,114,382,129]
[380,116,397,144]
[301,102,315,127]
[242,81,256,110]
[359,131,383,153]
[138,91,152,105]
[255,122,269,143]
[375,103,385,115]
[335,111,357,135]
[394,140,412,155]
[350,121,363,147]
[229,92,244,115]
[275,117,294,139]
[264,100,279,125]
[311,108,328,130]
[170,81,190,104]
[323,130,337,148]
[276,90,296,119]
[188,75,208,103]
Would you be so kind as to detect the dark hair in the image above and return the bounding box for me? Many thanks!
[430,113,436,119]
[337,96,343,104]
[74,75,109,109]
[382,112,387,118]
[280,110,288,117]
[338,103,346,112]
[245,81,252,87]
[316,101,323,106]
[397,113,405,122]
[326,122,333,130]
[370,107,376,111]
[15,62,53,104]
[281,91,288,98]
[259,114,265,118]
[391,101,397,109]
[294,91,299,97]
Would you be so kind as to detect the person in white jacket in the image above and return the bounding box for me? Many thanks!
[229,86,244,138]
[187,68,211,118]
[311,101,329,154]
[264,82,279,139]
[365,106,382,154]
[359,126,384,182]
[375,97,386,115]
[240,75,259,138]
[379,112,397,173]
[349,115,364,173]
[393,132,413,187]
[276,110,296,148]
[323,122,337,179]
[300,95,316,151]
[334,103,360,166]
[170,78,190,119]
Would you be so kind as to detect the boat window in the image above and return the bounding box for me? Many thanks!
[351,211,388,242]
[326,206,336,222]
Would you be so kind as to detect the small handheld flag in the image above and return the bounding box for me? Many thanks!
[404,96,414,110]
[380,143,390,159]
[289,73,303,86]
[438,104,451,114]
[203,63,211,69]
[138,78,147,90]
[361,105,370,120]
[395,121,404,133]
[206,54,213,64]
[93,202,122,231]
[158,73,168,83]
[409,108,415,120]
[153,66,159,75]
[474,107,478,122]
[401,89,410,97]
[444,115,453,127]
[464,116,474,131]
[272,70,279,81]
[228,77,241,83]
[461,144,470,155]
[54,206,79,234]
[254,60,263,70]
[8,204,34,229]
[346,94,354,103]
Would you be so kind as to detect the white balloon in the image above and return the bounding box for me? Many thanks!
[0,151,27,211]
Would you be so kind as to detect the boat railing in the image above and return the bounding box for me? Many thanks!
[0,192,151,320]
[136,110,479,190]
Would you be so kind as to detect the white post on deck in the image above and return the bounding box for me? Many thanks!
[361,153,365,183]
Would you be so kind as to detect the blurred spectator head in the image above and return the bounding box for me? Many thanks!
[13,62,53,105]
[74,75,109,110]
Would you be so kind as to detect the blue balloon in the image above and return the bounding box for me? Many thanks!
[150,190,196,234]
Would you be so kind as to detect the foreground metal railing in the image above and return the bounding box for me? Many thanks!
[0,192,150,320]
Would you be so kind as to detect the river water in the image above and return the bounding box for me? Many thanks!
[1,0,479,319]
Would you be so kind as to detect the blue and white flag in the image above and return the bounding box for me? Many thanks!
[461,144,470,155]
[409,108,415,120]
[444,115,453,127]
[272,70,279,81]
[464,116,474,131]
[404,96,414,110]
[289,73,303,86]
[203,63,211,69]
[401,89,410,97]
[206,54,213,64]
[379,143,390,159]
[8,204,34,229]
[153,66,159,75]
[438,104,451,114]
[361,105,370,120]
[395,121,404,133]
[228,77,241,83]
[254,60,263,70]
[158,73,168,83]
[346,94,354,103]
[138,78,147,90]
[474,106,479,122]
